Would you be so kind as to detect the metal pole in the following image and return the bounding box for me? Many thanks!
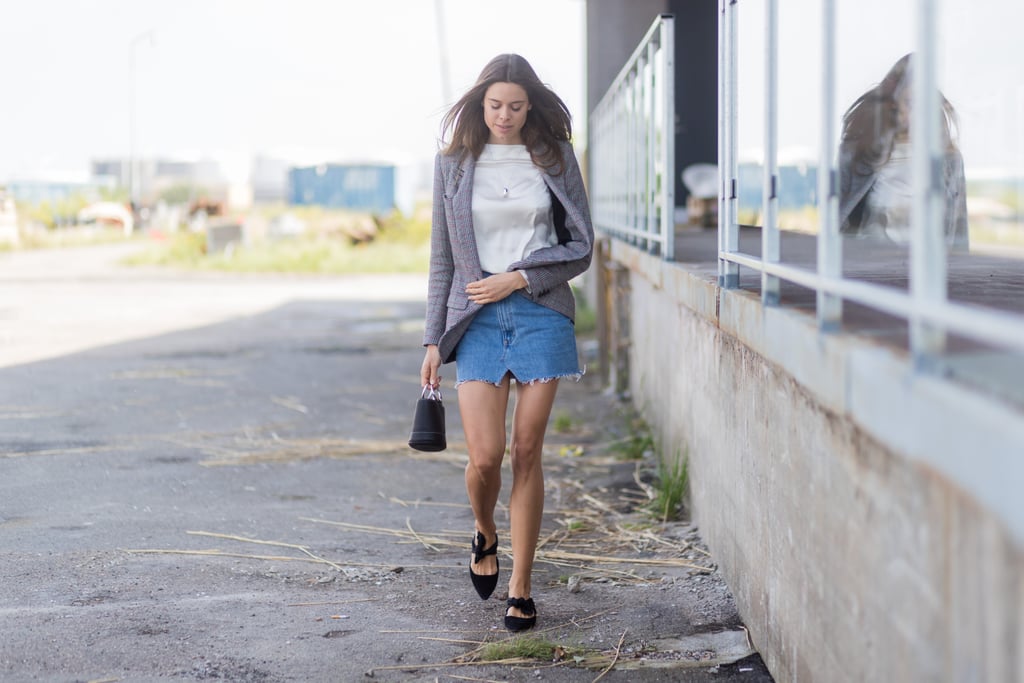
[661,17,675,261]
[434,0,452,106]
[128,29,155,213]
[910,0,946,364]
[719,0,739,289]
[762,0,780,305]
[816,0,841,330]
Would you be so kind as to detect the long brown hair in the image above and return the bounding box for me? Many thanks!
[840,53,959,170]
[441,54,572,173]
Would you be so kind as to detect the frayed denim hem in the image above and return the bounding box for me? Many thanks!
[519,364,586,386]
[453,378,505,389]
[455,365,586,389]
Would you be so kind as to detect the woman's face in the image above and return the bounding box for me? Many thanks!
[482,81,530,145]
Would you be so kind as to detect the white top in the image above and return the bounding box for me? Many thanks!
[863,140,913,244]
[471,144,555,274]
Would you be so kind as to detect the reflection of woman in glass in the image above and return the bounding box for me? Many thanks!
[838,53,968,250]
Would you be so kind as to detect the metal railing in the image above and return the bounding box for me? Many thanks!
[590,14,675,259]
[718,0,1024,362]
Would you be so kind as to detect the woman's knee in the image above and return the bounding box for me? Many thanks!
[468,453,503,481]
[508,440,543,476]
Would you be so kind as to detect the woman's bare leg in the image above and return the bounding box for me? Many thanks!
[458,376,511,576]
[506,379,559,617]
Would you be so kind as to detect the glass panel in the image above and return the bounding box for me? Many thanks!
[775,0,821,273]
[834,1,915,277]
[940,0,1024,395]
[940,0,1024,263]
[736,0,766,228]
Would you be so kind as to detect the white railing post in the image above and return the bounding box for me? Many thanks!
[911,0,947,365]
[762,0,780,306]
[661,16,676,260]
[816,0,842,331]
[719,0,740,288]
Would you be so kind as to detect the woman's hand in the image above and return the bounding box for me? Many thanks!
[421,345,442,389]
[465,271,528,305]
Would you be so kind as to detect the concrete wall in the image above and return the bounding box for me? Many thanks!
[605,239,1024,682]
[585,0,668,116]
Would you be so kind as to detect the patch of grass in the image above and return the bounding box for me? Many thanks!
[12,227,134,250]
[124,203,433,274]
[609,417,654,461]
[209,238,429,274]
[610,433,654,461]
[552,411,574,433]
[123,229,430,274]
[123,231,206,267]
[574,297,597,336]
[649,449,689,522]
[479,636,559,662]
[560,518,586,532]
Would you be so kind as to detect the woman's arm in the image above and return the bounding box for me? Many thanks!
[509,147,594,293]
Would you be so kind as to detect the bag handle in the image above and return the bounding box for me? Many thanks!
[421,384,443,401]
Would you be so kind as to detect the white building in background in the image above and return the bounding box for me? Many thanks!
[250,155,289,204]
[90,157,228,205]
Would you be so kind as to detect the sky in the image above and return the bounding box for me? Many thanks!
[1,0,585,184]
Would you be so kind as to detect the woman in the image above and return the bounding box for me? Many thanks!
[420,54,594,632]
[838,53,968,250]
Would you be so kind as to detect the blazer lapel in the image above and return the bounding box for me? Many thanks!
[452,156,484,277]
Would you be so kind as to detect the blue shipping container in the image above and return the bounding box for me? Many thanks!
[288,164,395,213]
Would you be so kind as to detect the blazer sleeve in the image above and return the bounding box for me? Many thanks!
[509,144,594,295]
[424,152,454,346]
[838,138,874,234]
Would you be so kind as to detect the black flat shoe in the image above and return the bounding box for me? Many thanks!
[504,596,537,632]
[469,531,499,600]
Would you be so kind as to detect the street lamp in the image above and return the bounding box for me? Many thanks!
[128,28,155,216]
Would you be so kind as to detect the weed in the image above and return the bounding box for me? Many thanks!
[552,411,574,433]
[609,432,654,461]
[560,518,586,532]
[608,415,655,460]
[649,450,689,522]
[479,636,559,662]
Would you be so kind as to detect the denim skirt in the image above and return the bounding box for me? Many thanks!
[454,292,582,387]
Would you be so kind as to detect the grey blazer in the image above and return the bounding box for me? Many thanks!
[423,140,595,364]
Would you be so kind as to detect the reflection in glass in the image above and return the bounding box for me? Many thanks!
[838,54,969,251]
[776,0,821,234]
[941,0,1024,259]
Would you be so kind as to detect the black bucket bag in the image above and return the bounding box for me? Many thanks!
[408,385,446,452]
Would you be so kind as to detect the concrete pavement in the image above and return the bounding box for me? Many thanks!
[0,243,772,682]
